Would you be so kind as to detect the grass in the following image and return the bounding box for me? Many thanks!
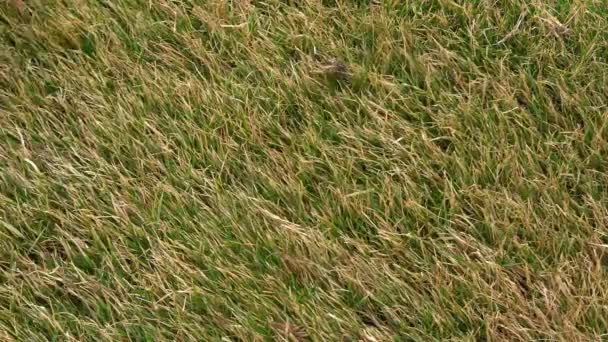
[1,0,608,340]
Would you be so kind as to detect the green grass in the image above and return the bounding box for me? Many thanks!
[1,0,608,340]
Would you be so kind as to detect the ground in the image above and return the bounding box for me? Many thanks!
[1,0,608,340]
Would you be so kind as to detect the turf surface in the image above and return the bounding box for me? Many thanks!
[2,0,608,340]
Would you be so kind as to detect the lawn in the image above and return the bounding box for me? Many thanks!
[1,0,608,340]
